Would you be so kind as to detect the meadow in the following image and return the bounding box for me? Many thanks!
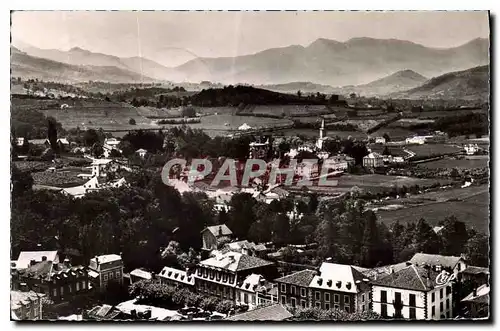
[417,156,489,170]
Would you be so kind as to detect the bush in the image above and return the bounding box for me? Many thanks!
[129,118,136,125]
[215,300,235,314]
[199,297,218,312]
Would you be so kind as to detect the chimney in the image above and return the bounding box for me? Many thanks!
[42,256,47,261]
[30,259,36,266]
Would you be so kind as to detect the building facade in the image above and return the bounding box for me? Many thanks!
[201,224,233,251]
[88,254,124,291]
[371,265,454,320]
[11,290,44,320]
[363,152,384,168]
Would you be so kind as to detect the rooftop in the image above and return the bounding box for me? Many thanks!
[461,284,490,304]
[410,253,463,269]
[371,265,443,292]
[130,269,152,280]
[200,251,273,272]
[202,224,233,238]
[226,303,292,321]
[310,263,367,294]
[158,266,194,285]
[461,266,490,275]
[275,269,317,287]
[16,251,59,270]
[11,290,45,311]
[90,254,122,265]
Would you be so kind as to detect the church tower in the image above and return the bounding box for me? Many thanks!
[316,119,325,150]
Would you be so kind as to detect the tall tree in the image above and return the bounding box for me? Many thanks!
[47,118,58,153]
[413,218,442,254]
[465,233,489,267]
[440,216,469,256]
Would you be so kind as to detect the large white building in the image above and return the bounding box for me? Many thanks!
[88,254,124,291]
[371,264,454,320]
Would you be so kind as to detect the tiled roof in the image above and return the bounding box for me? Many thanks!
[90,254,122,265]
[410,253,462,269]
[20,261,86,280]
[371,265,443,292]
[461,266,490,275]
[203,224,233,237]
[199,251,273,272]
[11,290,45,310]
[158,266,194,285]
[16,251,59,270]
[275,269,317,287]
[310,263,366,294]
[226,303,292,321]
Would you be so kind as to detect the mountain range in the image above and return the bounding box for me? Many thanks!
[389,65,489,100]
[11,37,489,98]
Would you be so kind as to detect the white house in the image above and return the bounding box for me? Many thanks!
[363,152,384,168]
[375,137,386,144]
[88,254,124,291]
[371,264,454,320]
[464,144,480,156]
[406,136,427,145]
[136,149,148,158]
[238,123,252,131]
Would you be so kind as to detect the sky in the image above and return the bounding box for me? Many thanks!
[11,11,490,67]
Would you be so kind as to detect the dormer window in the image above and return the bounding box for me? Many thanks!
[327,280,332,287]
[346,282,352,290]
[336,281,342,288]
[197,269,202,276]
[174,273,179,279]
[223,274,228,282]
[161,269,166,275]
[168,271,172,277]
[317,278,323,286]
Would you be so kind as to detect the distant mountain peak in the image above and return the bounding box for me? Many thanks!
[69,46,89,53]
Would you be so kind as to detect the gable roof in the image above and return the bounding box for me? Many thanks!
[16,251,59,270]
[226,303,292,321]
[202,224,233,238]
[461,266,490,276]
[371,265,443,292]
[309,263,367,294]
[410,253,463,269]
[90,254,122,265]
[199,251,273,272]
[158,266,194,285]
[275,269,317,287]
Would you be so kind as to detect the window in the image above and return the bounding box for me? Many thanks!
[446,299,450,310]
[291,285,296,295]
[301,288,306,297]
[291,297,297,307]
[362,304,365,312]
[244,293,249,304]
[252,295,256,304]
[381,304,387,318]
[223,274,228,282]
[301,300,307,308]
[361,293,365,303]
[281,295,287,304]
[344,295,350,304]
[229,290,234,299]
[440,302,443,312]
[381,290,387,303]
[116,271,120,279]
[229,275,234,283]
[325,292,330,302]
[53,288,57,297]
[109,272,114,280]
[457,264,461,271]
[409,294,416,307]
[104,274,108,281]
[334,294,339,303]
[69,285,72,293]
[82,281,86,290]
[209,270,214,280]
[344,305,350,313]
[432,306,435,317]
[197,269,202,276]
[431,292,435,302]
[315,291,320,301]
[325,303,330,310]
[440,288,443,298]
[60,286,64,296]
[315,302,321,308]
[281,284,286,293]
[446,286,451,296]
[409,308,416,319]
[76,282,80,291]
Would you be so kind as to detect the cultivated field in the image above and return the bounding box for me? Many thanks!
[375,185,489,233]
[334,174,454,192]
[417,156,489,169]
[407,144,463,158]
[278,128,367,140]
[370,127,415,140]
[248,105,332,117]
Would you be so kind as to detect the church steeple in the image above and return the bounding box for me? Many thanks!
[320,119,325,140]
